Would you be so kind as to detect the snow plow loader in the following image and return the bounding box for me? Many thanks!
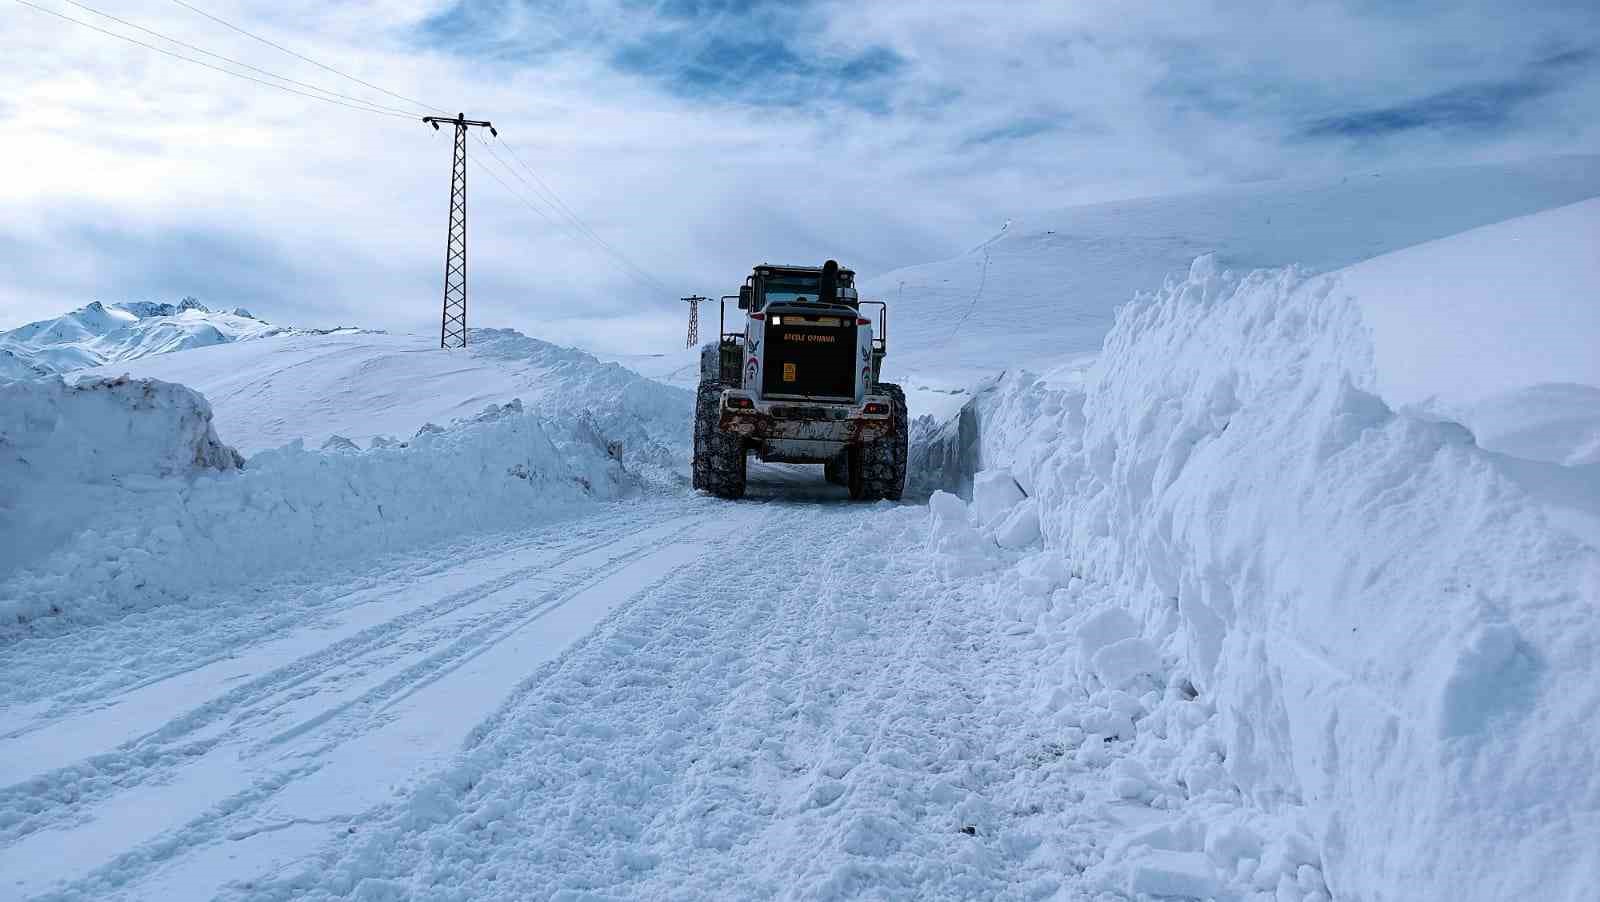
[693,260,907,501]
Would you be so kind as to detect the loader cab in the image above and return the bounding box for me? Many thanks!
[740,264,859,312]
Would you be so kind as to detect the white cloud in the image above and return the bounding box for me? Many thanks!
[1,0,1595,353]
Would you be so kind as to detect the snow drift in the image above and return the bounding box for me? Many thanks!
[0,299,287,377]
[79,326,693,459]
[919,202,1600,900]
[0,377,656,631]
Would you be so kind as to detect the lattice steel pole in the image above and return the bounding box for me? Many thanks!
[682,295,707,348]
[423,113,496,349]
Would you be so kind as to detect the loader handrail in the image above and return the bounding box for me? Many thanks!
[860,300,887,353]
[719,295,741,340]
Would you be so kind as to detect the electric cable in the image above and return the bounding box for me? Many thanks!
[168,0,447,116]
[12,0,415,120]
[57,0,418,116]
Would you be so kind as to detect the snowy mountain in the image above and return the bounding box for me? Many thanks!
[0,297,289,378]
[860,155,1600,415]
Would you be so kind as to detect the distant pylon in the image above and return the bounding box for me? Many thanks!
[423,113,497,349]
[682,295,708,348]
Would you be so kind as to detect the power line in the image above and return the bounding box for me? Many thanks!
[467,139,672,295]
[161,1,671,295]
[489,135,671,293]
[168,0,446,116]
[13,0,415,120]
[20,0,679,298]
[495,136,650,271]
[56,0,417,117]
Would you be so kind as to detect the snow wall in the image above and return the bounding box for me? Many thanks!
[916,211,1600,899]
[1,378,660,631]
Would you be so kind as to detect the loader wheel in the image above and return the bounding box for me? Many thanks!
[823,452,849,486]
[849,383,907,501]
[693,382,747,499]
[699,343,721,383]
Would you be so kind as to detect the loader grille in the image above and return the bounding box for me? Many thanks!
[763,316,856,400]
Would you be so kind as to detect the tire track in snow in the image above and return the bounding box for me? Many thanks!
[0,505,647,734]
[0,510,711,881]
[28,508,755,902]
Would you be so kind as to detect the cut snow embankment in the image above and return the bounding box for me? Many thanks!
[0,373,658,632]
[915,200,1600,900]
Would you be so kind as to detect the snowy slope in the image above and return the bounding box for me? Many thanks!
[0,326,693,626]
[81,327,692,457]
[860,155,1600,414]
[916,200,1600,900]
[0,299,288,377]
[0,376,656,629]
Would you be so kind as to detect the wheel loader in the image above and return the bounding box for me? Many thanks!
[693,260,907,501]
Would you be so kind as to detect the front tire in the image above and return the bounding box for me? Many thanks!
[848,383,907,501]
[693,382,747,499]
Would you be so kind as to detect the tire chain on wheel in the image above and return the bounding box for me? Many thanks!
[849,383,908,501]
[692,381,747,498]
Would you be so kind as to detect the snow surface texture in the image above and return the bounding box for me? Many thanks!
[0,299,288,379]
[99,500,1322,902]
[915,218,1600,898]
[858,155,1600,417]
[79,327,693,459]
[0,377,656,630]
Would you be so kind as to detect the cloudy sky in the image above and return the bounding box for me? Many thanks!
[3,0,1596,352]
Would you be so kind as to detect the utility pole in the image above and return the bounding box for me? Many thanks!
[423,113,497,349]
[682,295,708,348]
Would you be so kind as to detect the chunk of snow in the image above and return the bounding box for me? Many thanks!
[1126,850,1221,898]
[972,468,1026,526]
[1076,607,1140,660]
[993,498,1041,548]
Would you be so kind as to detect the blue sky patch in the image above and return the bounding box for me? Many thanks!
[417,0,903,111]
[1300,47,1595,139]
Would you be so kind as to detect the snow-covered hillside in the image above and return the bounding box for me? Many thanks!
[81,327,691,457]
[914,199,1600,901]
[0,298,288,379]
[861,156,1600,415]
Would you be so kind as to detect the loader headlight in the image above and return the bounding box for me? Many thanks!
[863,401,889,415]
[727,396,755,410]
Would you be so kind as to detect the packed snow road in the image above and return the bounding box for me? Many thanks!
[0,467,1314,900]
[0,478,1010,899]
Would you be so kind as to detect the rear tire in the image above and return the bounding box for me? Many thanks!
[824,452,849,486]
[848,383,907,501]
[693,382,747,499]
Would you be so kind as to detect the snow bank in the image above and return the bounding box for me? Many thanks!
[0,379,650,630]
[0,376,242,585]
[79,327,694,459]
[920,212,1600,898]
